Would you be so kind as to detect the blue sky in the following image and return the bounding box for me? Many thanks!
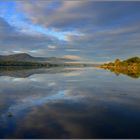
[0,1,140,62]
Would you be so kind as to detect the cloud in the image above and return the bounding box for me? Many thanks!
[17,1,140,30]
[48,45,57,49]
[0,17,63,56]
[17,1,88,30]
[63,55,81,60]
[0,17,13,34]
[0,1,140,61]
[16,1,140,58]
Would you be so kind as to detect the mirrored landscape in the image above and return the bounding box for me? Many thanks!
[0,67,140,138]
[0,0,140,139]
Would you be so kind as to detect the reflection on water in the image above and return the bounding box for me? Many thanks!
[0,67,140,138]
[101,67,140,79]
[0,66,79,78]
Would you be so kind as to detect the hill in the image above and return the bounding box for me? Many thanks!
[0,53,97,67]
[0,53,73,64]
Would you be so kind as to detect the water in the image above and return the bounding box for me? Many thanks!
[0,67,140,138]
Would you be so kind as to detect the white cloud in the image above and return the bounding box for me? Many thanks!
[48,45,57,49]
[63,55,81,60]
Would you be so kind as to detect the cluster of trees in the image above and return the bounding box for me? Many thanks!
[100,57,140,69]
[99,57,140,79]
[125,57,140,63]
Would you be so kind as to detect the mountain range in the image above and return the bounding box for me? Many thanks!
[0,53,74,64]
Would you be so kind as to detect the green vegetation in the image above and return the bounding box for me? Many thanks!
[99,57,140,78]
[0,61,59,67]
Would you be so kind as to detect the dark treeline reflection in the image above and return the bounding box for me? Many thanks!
[0,67,140,138]
[0,66,140,79]
[0,66,78,78]
[103,67,140,79]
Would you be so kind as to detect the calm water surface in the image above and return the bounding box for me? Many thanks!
[0,67,140,138]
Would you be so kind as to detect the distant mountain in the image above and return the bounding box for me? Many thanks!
[0,53,74,64]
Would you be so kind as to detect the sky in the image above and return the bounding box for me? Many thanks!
[0,0,140,62]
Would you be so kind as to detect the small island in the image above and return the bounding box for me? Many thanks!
[99,57,140,78]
